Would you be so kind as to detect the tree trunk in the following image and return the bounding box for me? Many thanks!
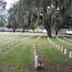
[55,30,58,36]
[42,0,52,37]
[13,29,15,32]
[47,28,52,37]
[46,27,52,37]
[44,18,52,37]
[23,29,25,32]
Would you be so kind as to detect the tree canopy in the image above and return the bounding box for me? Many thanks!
[8,0,72,36]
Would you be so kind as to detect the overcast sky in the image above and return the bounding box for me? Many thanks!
[5,0,18,10]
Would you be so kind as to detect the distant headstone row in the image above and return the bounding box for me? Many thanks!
[48,38,72,59]
[0,37,29,53]
[56,37,72,46]
[0,36,18,47]
[64,37,72,43]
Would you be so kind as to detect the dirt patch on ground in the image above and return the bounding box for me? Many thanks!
[0,64,72,72]
[46,64,72,72]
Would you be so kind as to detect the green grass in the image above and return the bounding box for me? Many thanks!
[51,37,72,51]
[0,34,72,71]
[61,37,72,43]
[0,36,33,68]
[0,35,30,49]
[36,37,72,66]
[0,44,32,66]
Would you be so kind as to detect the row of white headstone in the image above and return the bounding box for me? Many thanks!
[48,38,72,59]
[0,40,21,52]
[0,36,16,42]
[33,36,42,69]
[0,37,29,53]
[56,37,72,46]
[0,37,18,46]
[64,37,72,43]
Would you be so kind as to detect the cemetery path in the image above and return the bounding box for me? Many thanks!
[26,36,67,72]
[21,36,48,72]
[30,36,49,72]
[34,37,72,72]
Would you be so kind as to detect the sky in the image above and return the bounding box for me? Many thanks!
[5,0,18,10]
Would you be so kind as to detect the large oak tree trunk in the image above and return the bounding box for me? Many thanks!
[43,1,52,38]
[55,30,58,36]
[23,29,25,32]
[44,18,52,37]
[44,25,52,37]
[47,27,52,37]
[13,29,15,32]
[23,27,25,32]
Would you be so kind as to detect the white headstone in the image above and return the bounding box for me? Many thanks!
[61,47,63,52]
[34,49,37,55]
[56,44,58,48]
[34,55,38,69]
[69,51,72,58]
[64,49,67,55]
[34,52,37,55]
[58,45,60,50]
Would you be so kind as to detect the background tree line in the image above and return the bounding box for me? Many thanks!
[7,0,72,37]
[0,0,7,28]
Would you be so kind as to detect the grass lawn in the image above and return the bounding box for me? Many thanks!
[36,37,72,66]
[51,37,72,51]
[0,34,72,72]
[0,34,34,72]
